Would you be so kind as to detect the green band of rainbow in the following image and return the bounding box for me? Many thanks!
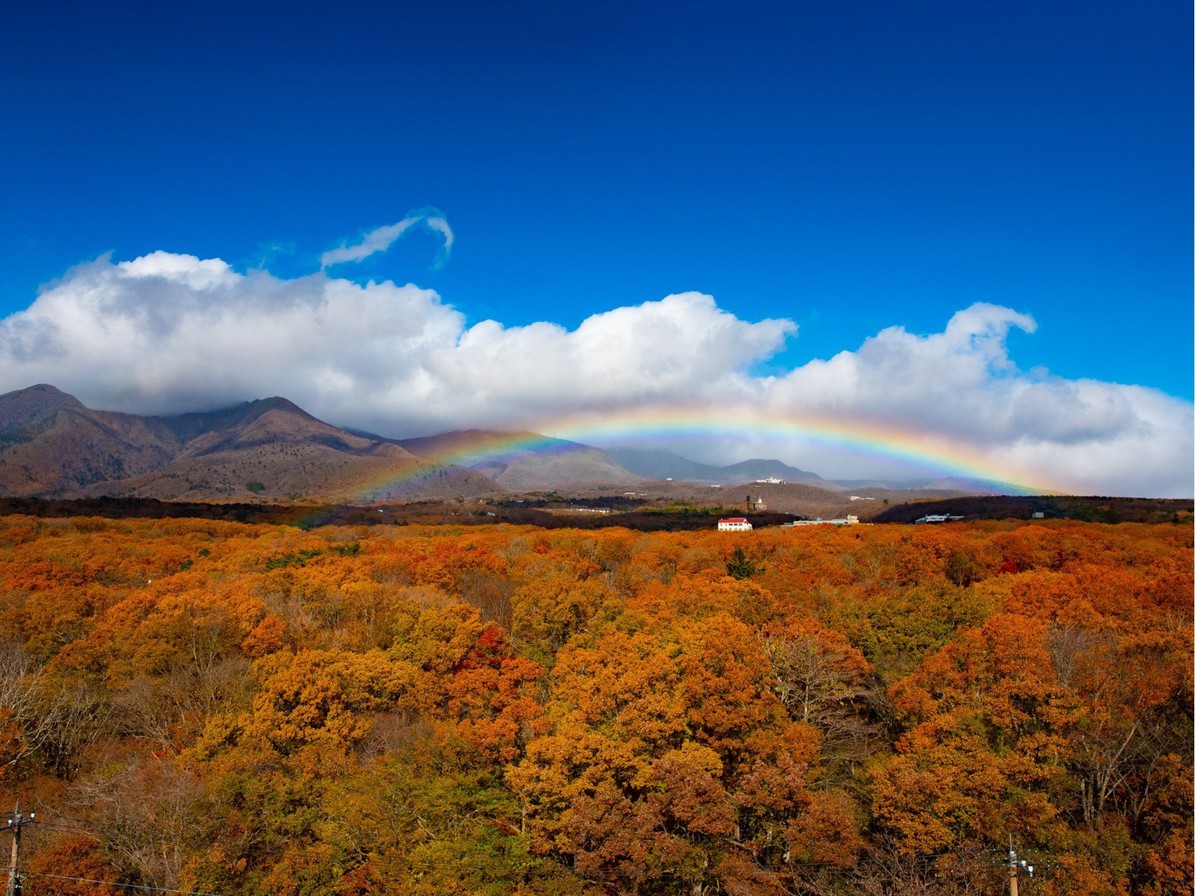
[355,405,1064,498]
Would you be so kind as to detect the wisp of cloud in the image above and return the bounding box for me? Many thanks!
[320,211,454,270]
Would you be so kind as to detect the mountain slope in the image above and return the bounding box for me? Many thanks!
[0,385,181,495]
[719,458,836,487]
[603,446,728,482]
[399,430,645,491]
[0,383,88,430]
[606,446,838,488]
[0,386,497,502]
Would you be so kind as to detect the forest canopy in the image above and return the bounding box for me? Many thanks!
[0,515,1188,895]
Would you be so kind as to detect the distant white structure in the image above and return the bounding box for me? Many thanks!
[784,515,860,527]
[914,514,965,524]
[755,476,784,485]
[718,517,753,531]
[849,495,875,501]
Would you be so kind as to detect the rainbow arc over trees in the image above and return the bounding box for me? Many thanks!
[358,407,1065,499]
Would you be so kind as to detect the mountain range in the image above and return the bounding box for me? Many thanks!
[0,385,1011,503]
[0,385,490,502]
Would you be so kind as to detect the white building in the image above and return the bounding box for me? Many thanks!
[783,515,860,527]
[718,517,753,531]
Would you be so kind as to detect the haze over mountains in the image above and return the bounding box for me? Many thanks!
[0,385,1011,503]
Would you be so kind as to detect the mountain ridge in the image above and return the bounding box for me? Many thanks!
[0,385,1018,504]
[0,386,494,502]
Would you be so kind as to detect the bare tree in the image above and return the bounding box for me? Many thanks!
[0,640,110,779]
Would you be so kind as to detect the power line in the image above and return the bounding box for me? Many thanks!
[22,821,90,837]
[1,801,220,896]
[16,870,220,896]
[20,809,91,827]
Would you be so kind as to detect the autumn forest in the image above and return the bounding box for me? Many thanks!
[0,514,1189,895]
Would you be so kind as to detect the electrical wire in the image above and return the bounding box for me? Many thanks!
[13,869,220,896]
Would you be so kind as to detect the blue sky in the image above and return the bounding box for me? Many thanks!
[1,0,1191,495]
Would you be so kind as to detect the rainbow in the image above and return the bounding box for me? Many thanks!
[354,406,1068,500]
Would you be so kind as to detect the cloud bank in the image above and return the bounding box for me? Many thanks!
[2,251,1190,497]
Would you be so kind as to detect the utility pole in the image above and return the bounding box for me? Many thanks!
[4,808,33,896]
[1007,835,1034,896]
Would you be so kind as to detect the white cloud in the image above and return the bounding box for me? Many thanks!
[320,213,454,269]
[452,293,793,408]
[0,250,1189,497]
[770,305,1139,443]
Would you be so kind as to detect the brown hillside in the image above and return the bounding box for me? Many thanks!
[0,386,497,502]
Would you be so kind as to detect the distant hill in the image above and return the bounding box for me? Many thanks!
[603,446,727,482]
[872,494,1191,524]
[400,431,645,491]
[830,476,1015,494]
[0,385,494,502]
[606,446,836,488]
[720,458,837,487]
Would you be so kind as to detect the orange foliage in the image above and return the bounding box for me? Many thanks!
[0,514,1183,895]
[24,834,123,895]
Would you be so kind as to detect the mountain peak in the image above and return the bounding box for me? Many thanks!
[0,384,494,501]
[0,383,87,430]
[248,395,306,414]
[155,395,320,443]
[17,384,71,397]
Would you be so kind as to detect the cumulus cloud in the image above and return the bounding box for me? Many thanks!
[0,250,1189,497]
[320,212,454,269]
[451,293,794,411]
[770,305,1140,443]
